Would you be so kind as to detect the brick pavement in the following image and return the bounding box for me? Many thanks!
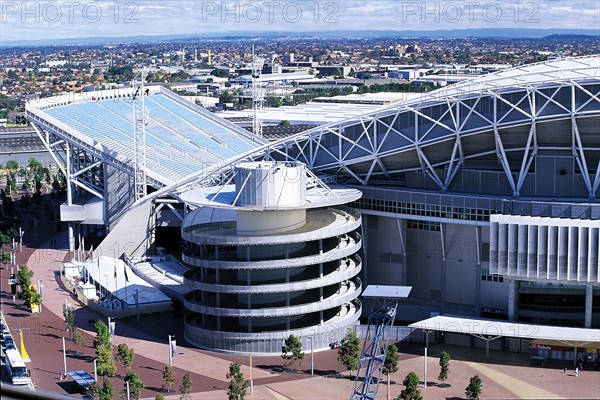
[2,196,599,399]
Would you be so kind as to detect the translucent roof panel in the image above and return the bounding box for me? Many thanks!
[34,88,266,184]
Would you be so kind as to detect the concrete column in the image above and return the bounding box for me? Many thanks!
[508,279,518,321]
[475,226,482,315]
[585,284,593,328]
[440,223,447,314]
[397,218,407,286]
[65,142,75,253]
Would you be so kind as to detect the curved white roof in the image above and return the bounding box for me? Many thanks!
[180,184,362,210]
[26,86,266,185]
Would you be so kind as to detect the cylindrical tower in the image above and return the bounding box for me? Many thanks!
[180,161,363,354]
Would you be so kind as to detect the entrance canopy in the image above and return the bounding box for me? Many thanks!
[409,315,600,347]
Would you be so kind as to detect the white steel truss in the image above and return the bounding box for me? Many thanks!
[136,56,600,204]
[133,69,148,201]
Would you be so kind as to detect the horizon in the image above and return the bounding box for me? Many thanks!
[2,0,599,43]
[1,28,599,48]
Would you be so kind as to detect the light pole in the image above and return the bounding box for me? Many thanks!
[249,353,253,394]
[107,317,113,342]
[168,335,174,367]
[37,279,42,312]
[308,336,314,375]
[19,227,24,252]
[424,347,428,389]
[62,337,67,378]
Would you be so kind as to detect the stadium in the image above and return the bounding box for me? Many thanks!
[25,56,600,354]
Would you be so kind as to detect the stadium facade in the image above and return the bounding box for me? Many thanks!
[26,56,600,353]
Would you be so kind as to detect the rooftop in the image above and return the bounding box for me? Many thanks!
[26,86,266,184]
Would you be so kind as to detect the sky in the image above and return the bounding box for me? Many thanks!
[1,0,599,41]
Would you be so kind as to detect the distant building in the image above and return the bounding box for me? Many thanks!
[282,53,295,65]
[317,66,352,78]
[262,64,282,75]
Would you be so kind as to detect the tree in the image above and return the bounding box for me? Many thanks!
[162,364,176,393]
[96,345,116,377]
[94,321,116,377]
[281,334,304,372]
[90,378,114,400]
[28,157,41,170]
[211,68,230,78]
[465,374,482,400]
[6,160,19,170]
[16,265,37,309]
[227,362,249,400]
[29,287,41,310]
[279,119,291,125]
[382,344,399,375]
[63,304,76,336]
[337,330,361,377]
[155,395,165,400]
[438,351,450,386]
[89,381,101,399]
[100,378,115,400]
[72,328,86,355]
[397,372,423,400]
[180,371,193,400]
[115,343,135,373]
[120,370,144,400]
[382,343,399,398]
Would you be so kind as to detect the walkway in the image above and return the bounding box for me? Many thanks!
[464,361,563,399]
[2,202,599,399]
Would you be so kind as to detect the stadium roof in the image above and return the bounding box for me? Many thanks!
[221,101,384,125]
[140,56,600,201]
[255,55,600,190]
[26,86,266,185]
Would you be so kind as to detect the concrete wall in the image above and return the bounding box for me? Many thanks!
[363,213,510,320]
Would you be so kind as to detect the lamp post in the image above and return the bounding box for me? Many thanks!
[168,335,174,367]
[62,337,67,377]
[37,279,42,312]
[19,227,24,252]
[249,353,253,394]
[308,336,314,375]
[107,317,113,342]
[424,347,428,389]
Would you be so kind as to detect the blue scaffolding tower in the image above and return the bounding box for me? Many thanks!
[350,286,411,400]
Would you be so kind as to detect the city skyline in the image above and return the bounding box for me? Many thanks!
[2,0,599,42]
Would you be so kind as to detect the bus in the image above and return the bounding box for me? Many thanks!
[5,348,30,385]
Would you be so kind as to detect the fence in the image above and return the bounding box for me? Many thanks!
[353,325,427,343]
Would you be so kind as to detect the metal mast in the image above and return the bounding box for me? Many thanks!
[251,44,265,138]
[133,67,148,201]
[350,286,411,400]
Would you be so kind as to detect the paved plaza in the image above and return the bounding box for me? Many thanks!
[1,200,599,399]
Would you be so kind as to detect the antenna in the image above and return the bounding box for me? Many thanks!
[133,67,148,201]
[251,44,265,138]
